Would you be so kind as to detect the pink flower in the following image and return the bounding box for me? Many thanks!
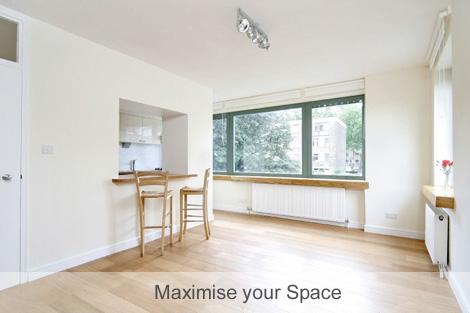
[437,159,454,175]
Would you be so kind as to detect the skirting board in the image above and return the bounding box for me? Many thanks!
[214,205,247,214]
[28,229,167,282]
[449,271,470,313]
[214,208,364,229]
[27,219,211,283]
[364,224,424,240]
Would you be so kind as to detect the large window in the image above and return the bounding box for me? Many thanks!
[234,107,302,175]
[311,101,364,177]
[213,95,365,180]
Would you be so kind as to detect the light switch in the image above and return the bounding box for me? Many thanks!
[41,144,54,155]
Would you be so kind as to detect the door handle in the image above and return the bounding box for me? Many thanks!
[1,174,12,181]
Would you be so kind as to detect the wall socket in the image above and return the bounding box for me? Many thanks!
[41,144,55,155]
[385,213,398,220]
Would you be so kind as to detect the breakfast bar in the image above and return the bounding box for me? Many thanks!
[112,173,198,184]
[110,172,204,246]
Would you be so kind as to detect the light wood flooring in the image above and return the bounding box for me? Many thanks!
[0,210,460,313]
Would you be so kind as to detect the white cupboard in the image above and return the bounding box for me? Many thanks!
[120,113,162,144]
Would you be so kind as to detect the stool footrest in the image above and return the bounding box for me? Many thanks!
[144,225,172,229]
[186,204,203,207]
[184,219,205,223]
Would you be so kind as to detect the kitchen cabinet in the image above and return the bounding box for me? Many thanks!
[141,117,162,144]
[120,114,142,143]
[120,113,162,144]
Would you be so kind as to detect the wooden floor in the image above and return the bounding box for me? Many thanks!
[74,210,437,273]
[0,211,460,312]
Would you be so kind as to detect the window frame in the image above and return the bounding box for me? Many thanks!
[213,95,365,180]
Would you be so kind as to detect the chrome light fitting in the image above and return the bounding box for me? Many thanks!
[237,8,270,50]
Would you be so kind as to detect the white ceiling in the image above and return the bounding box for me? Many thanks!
[1,0,448,101]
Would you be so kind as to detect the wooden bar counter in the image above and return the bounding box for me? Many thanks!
[112,173,198,184]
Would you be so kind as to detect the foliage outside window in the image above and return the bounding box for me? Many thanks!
[213,95,365,180]
[213,117,227,172]
[234,108,302,175]
[311,101,364,177]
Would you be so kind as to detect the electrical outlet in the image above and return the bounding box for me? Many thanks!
[41,144,55,155]
[385,213,398,220]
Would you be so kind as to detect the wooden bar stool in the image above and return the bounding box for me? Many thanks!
[179,168,211,241]
[134,171,173,257]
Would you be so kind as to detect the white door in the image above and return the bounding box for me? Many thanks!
[0,16,22,290]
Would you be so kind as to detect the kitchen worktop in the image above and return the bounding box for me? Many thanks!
[112,173,198,184]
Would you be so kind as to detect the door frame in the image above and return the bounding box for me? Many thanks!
[0,4,30,285]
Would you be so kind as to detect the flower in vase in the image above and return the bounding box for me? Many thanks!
[436,159,454,175]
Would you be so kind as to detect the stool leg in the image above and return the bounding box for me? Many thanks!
[183,194,188,234]
[204,193,211,236]
[179,191,184,242]
[161,196,167,255]
[202,194,209,240]
[139,198,145,257]
[169,195,173,246]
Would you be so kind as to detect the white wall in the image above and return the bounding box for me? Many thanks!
[448,0,470,310]
[364,67,432,238]
[27,17,212,270]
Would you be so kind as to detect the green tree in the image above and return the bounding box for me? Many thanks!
[213,118,227,171]
[234,110,301,174]
[311,103,362,151]
[339,105,362,151]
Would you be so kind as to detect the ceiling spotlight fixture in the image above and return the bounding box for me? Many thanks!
[237,8,270,50]
[258,38,270,50]
[238,18,250,33]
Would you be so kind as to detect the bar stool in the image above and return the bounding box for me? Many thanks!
[179,168,211,241]
[134,171,173,257]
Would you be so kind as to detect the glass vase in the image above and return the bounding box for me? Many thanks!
[444,173,450,191]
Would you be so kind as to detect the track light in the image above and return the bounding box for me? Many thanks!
[258,38,270,50]
[238,18,250,33]
[237,8,270,50]
[246,27,256,40]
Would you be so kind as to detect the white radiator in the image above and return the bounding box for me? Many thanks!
[252,183,346,223]
[425,203,448,269]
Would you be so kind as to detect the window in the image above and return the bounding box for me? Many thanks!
[433,33,452,186]
[234,107,302,175]
[0,17,18,63]
[314,124,324,132]
[213,117,228,172]
[312,99,364,178]
[213,95,365,179]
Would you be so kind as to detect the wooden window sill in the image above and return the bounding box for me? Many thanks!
[422,185,454,209]
[213,175,369,190]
